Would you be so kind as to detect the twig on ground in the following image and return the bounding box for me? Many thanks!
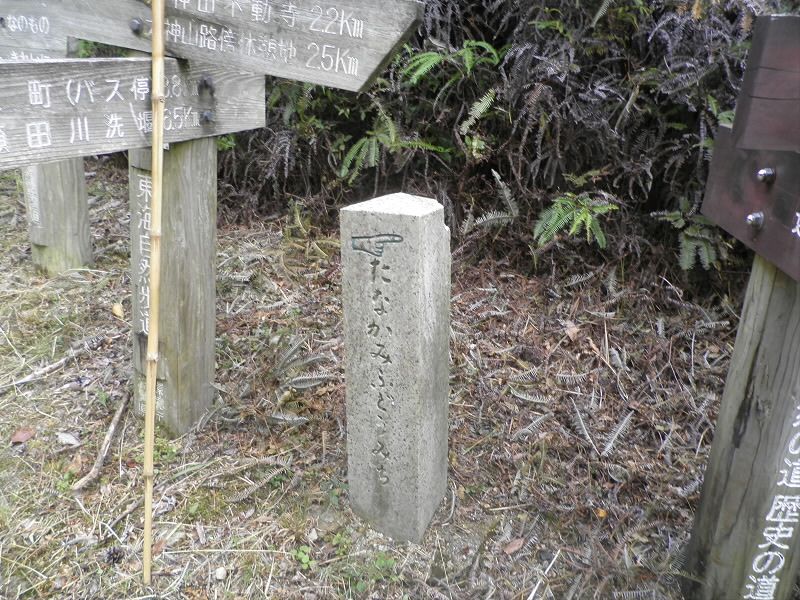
[0,332,121,390]
[72,391,131,491]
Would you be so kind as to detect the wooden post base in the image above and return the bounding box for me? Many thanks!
[24,159,92,275]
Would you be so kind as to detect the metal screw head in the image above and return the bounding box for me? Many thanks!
[130,18,145,35]
[199,76,215,93]
[746,212,764,229]
[757,168,776,183]
[201,110,216,123]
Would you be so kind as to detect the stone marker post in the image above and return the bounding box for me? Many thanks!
[129,142,217,436]
[341,194,450,543]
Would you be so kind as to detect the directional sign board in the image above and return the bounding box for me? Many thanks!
[0,57,265,169]
[0,1,68,60]
[27,0,424,92]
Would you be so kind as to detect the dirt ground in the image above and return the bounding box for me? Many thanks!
[0,157,743,599]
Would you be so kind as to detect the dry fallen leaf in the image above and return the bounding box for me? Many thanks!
[112,303,125,319]
[11,426,35,444]
[503,537,525,554]
[65,453,85,476]
[564,319,581,342]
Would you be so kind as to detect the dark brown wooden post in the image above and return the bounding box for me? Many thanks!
[129,141,217,436]
[683,15,800,600]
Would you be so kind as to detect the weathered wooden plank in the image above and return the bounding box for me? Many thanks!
[42,0,424,92]
[3,22,93,275]
[0,2,68,59]
[129,141,217,436]
[702,127,800,282]
[733,16,800,152]
[0,57,265,170]
[682,255,800,600]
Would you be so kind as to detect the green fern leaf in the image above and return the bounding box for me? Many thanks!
[403,50,446,85]
[679,234,696,270]
[460,88,497,135]
[591,0,615,28]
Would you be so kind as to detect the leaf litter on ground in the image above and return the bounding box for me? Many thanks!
[0,158,743,599]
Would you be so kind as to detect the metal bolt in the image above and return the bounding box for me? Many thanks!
[201,110,216,123]
[199,75,215,93]
[746,212,764,229]
[130,18,145,35]
[757,168,776,183]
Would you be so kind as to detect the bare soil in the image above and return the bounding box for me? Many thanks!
[0,158,742,599]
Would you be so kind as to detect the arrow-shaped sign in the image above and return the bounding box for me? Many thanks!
[1,0,425,93]
[0,57,265,169]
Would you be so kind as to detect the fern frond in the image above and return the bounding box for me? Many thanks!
[460,213,475,235]
[509,387,550,403]
[571,399,599,453]
[511,368,540,382]
[475,210,513,228]
[556,372,588,385]
[534,202,573,245]
[282,370,333,390]
[492,169,519,217]
[280,353,329,374]
[601,410,634,456]
[565,272,594,288]
[511,413,552,440]
[604,267,618,296]
[272,336,307,374]
[403,50,447,85]
[612,589,656,599]
[228,466,288,503]
[590,0,615,28]
[460,88,497,135]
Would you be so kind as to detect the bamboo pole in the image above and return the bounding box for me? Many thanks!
[143,0,166,585]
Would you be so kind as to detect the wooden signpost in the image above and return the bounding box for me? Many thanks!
[682,15,800,600]
[0,0,424,581]
[0,1,68,60]
[0,0,423,435]
[43,0,424,92]
[1,4,90,274]
[0,57,265,168]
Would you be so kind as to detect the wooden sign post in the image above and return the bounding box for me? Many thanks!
[46,0,424,92]
[0,58,265,168]
[23,158,92,274]
[0,0,422,436]
[129,142,217,435]
[1,5,90,274]
[683,16,800,600]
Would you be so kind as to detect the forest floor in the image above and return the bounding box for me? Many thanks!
[0,158,745,599]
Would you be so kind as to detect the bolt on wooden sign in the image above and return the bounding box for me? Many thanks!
[701,16,800,281]
[22,0,424,93]
[0,57,265,169]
